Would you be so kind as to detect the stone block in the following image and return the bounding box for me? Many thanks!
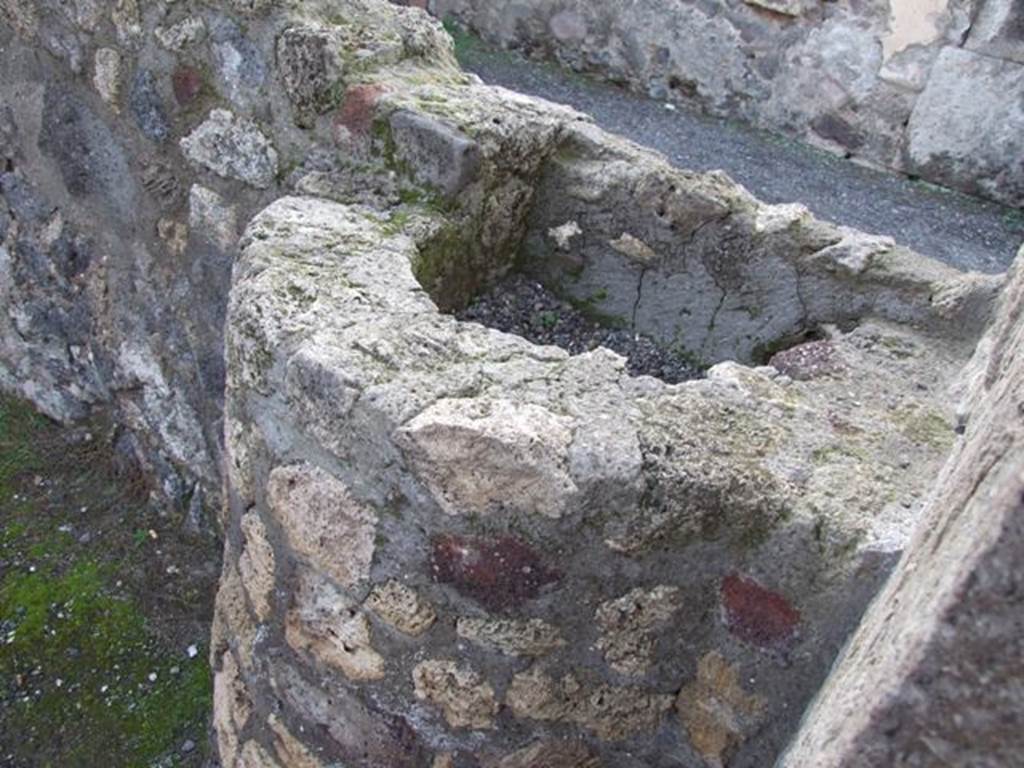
[908,47,1024,206]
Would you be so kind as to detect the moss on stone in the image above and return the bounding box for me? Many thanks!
[893,405,955,449]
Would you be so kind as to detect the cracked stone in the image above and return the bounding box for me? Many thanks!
[285,570,385,682]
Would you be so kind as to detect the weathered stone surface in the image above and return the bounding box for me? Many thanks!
[966,0,1024,63]
[267,714,325,768]
[3,1,1016,766]
[266,464,377,588]
[155,16,207,52]
[398,398,577,518]
[595,585,683,676]
[238,511,275,621]
[429,0,1024,205]
[430,534,562,612]
[213,651,251,768]
[780,250,1024,765]
[908,47,1024,205]
[677,651,766,767]
[180,109,279,188]
[507,665,674,741]
[92,48,121,109]
[210,17,268,107]
[189,185,238,252]
[365,579,436,636]
[456,616,565,657]
[286,571,386,682]
[412,659,499,729]
[389,110,483,197]
[769,340,844,381]
[277,25,345,127]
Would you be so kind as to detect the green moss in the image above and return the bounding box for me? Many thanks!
[1,563,211,767]
[0,397,46,501]
[412,221,475,309]
[0,395,216,766]
[563,293,628,330]
[811,442,870,466]
[895,406,955,449]
[441,17,479,61]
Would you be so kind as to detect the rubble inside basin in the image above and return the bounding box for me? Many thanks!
[456,274,706,383]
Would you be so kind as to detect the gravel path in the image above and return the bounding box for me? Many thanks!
[457,39,1024,274]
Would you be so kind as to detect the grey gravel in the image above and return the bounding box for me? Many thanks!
[457,275,704,383]
[457,38,1024,274]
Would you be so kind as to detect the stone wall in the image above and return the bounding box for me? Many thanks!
[207,3,1007,765]
[413,0,1024,208]
[2,0,1022,766]
[779,246,1024,766]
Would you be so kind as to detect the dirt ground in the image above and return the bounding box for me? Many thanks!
[0,395,222,768]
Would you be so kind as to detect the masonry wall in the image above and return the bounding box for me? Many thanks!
[409,0,1024,208]
[779,246,1024,767]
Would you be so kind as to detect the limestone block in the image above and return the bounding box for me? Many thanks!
[908,47,1024,206]
[92,48,121,110]
[180,109,279,189]
[266,464,377,587]
[285,571,385,682]
[412,660,499,729]
[397,398,578,518]
[237,511,275,621]
[677,651,766,766]
[365,580,437,636]
[594,586,683,676]
[389,110,483,197]
[155,16,207,52]
[506,666,674,741]
[277,25,345,127]
[456,616,566,657]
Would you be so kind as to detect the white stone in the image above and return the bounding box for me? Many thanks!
[180,109,279,189]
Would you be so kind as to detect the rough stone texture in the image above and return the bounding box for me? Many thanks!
[456,616,565,657]
[389,110,483,197]
[594,586,683,676]
[1,0,1020,766]
[907,47,1024,206]
[779,248,1024,765]
[506,665,675,741]
[413,659,499,729]
[180,109,279,188]
[677,651,766,767]
[92,47,121,108]
[237,510,275,621]
[428,0,1024,206]
[397,398,578,518]
[265,464,378,588]
[219,175,991,763]
[285,570,386,682]
[365,579,437,636]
